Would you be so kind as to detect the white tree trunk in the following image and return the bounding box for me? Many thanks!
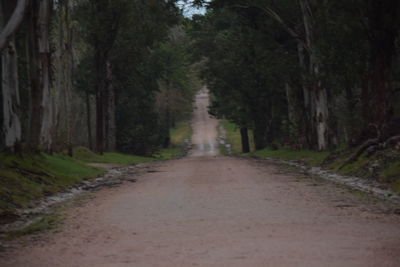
[1,2,22,151]
[1,39,22,150]
[299,0,330,150]
[313,78,329,151]
[0,0,29,52]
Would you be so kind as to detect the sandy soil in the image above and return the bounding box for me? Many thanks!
[1,88,400,267]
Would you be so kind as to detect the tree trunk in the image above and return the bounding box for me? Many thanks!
[54,0,73,155]
[86,91,93,150]
[1,1,22,152]
[65,0,73,156]
[105,61,116,151]
[240,127,250,153]
[95,48,106,154]
[253,117,268,150]
[28,0,53,152]
[311,78,330,151]
[0,0,29,52]
[366,1,400,131]
[162,81,171,148]
[299,0,333,151]
[90,0,121,154]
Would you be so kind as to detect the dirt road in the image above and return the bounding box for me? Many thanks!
[1,89,400,266]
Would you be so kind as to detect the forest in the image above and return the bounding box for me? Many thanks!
[191,0,400,152]
[189,0,400,191]
[1,0,400,217]
[0,0,199,156]
[1,1,400,264]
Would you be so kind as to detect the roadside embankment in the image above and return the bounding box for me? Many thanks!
[220,121,400,200]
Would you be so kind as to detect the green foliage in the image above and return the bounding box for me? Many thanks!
[190,4,296,149]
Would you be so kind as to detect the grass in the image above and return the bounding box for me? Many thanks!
[221,120,400,195]
[220,120,328,165]
[0,153,104,214]
[157,121,192,160]
[73,147,155,165]
[0,125,192,238]
[379,159,400,193]
[220,120,255,154]
[3,213,64,240]
[252,148,330,165]
[0,123,192,219]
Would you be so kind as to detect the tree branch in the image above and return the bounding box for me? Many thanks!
[0,0,30,52]
[232,3,310,53]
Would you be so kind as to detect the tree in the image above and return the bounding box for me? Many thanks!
[27,0,54,152]
[0,0,25,152]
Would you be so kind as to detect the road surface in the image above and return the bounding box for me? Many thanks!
[1,88,400,267]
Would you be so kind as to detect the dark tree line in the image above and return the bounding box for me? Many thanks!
[0,0,198,156]
[190,0,400,154]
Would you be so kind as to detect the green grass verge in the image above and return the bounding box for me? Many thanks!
[220,120,328,164]
[220,120,255,154]
[3,213,64,240]
[157,121,192,160]
[73,147,155,165]
[0,153,104,215]
[251,148,330,165]
[221,120,400,194]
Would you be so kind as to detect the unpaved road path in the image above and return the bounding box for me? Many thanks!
[1,89,400,267]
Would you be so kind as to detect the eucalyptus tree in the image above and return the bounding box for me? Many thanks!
[0,0,27,152]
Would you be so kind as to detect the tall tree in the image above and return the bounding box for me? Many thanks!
[28,0,54,152]
[0,0,25,152]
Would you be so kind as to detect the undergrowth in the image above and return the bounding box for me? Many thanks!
[157,121,192,159]
[73,147,155,165]
[220,120,255,154]
[252,148,330,165]
[220,120,400,194]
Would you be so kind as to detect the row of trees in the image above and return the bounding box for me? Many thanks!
[0,0,198,155]
[190,0,400,153]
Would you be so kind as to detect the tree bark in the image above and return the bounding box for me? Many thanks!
[95,49,106,154]
[105,60,116,151]
[28,0,53,152]
[0,0,29,52]
[1,1,22,152]
[86,91,93,150]
[366,1,400,130]
[240,127,250,153]
[299,0,332,151]
[90,0,123,154]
